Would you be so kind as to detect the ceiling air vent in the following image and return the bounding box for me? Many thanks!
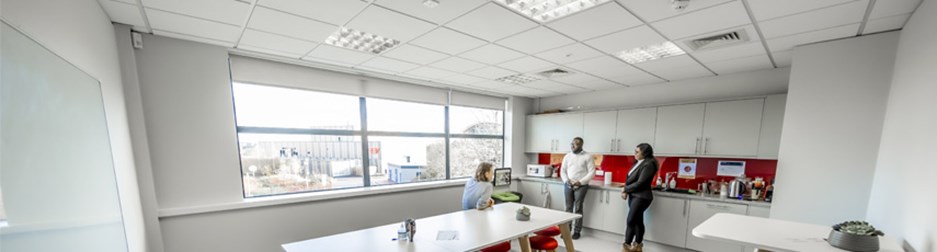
[684,29,750,51]
[537,68,574,78]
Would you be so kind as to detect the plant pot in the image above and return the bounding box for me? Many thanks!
[828,230,879,252]
[516,212,530,221]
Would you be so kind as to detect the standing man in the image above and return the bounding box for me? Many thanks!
[560,137,595,240]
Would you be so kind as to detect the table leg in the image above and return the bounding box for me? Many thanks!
[559,223,575,252]
[518,235,532,252]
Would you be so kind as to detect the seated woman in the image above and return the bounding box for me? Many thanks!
[462,162,495,210]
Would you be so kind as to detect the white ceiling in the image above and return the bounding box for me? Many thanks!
[99,0,922,98]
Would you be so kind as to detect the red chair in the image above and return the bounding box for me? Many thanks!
[480,241,511,252]
[529,235,559,252]
[534,225,561,237]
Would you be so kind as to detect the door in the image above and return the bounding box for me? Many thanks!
[546,183,567,211]
[757,95,786,158]
[655,104,705,155]
[603,189,630,234]
[686,201,747,252]
[582,188,606,230]
[702,99,764,156]
[583,111,617,153]
[615,107,657,154]
[551,113,584,153]
[644,197,689,247]
[526,115,553,153]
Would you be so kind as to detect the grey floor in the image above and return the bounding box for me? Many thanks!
[507,228,694,252]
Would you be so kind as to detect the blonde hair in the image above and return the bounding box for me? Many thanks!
[474,162,494,182]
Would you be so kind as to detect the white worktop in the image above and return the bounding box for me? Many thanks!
[519,176,772,207]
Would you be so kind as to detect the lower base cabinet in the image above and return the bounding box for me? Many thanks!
[686,201,748,252]
[644,197,689,247]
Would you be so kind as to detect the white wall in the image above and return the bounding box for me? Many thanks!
[508,96,534,176]
[536,67,790,112]
[0,0,144,251]
[770,32,899,226]
[866,0,937,251]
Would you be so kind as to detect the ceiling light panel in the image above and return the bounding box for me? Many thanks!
[325,27,400,54]
[494,0,611,23]
[496,74,542,84]
[616,41,687,64]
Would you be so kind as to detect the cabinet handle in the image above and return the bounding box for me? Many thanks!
[695,137,701,154]
[683,200,687,216]
[605,191,610,203]
[703,137,710,154]
[610,139,615,152]
[616,139,621,153]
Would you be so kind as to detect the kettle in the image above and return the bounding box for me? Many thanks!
[728,179,747,198]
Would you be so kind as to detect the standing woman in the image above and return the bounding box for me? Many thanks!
[620,143,659,252]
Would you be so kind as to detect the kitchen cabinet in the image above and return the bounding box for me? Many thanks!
[757,94,786,158]
[525,113,583,153]
[644,197,690,247]
[581,188,631,234]
[517,181,546,207]
[583,111,618,153]
[546,182,567,211]
[614,107,657,154]
[603,189,629,234]
[654,104,705,155]
[582,188,606,230]
[701,99,764,156]
[745,206,772,252]
[686,201,747,252]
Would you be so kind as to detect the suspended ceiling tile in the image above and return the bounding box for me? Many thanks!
[565,56,645,79]
[651,1,750,40]
[445,3,539,41]
[771,50,794,67]
[141,0,249,25]
[152,29,235,47]
[146,9,241,43]
[766,23,860,52]
[546,2,643,41]
[345,5,437,42]
[459,44,526,65]
[359,57,422,73]
[862,14,911,34]
[440,74,488,85]
[747,0,857,21]
[430,57,487,73]
[239,29,318,56]
[758,0,866,39]
[535,43,604,65]
[304,45,375,65]
[585,25,667,54]
[237,44,305,58]
[497,56,557,73]
[258,0,367,25]
[247,6,337,42]
[410,27,488,55]
[521,80,588,94]
[691,41,768,63]
[382,44,449,65]
[551,73,624,90]
[100,0,146,27]
[496,27,576,54]
[466,66,517,80]
[635,55,713,81]
[869,0,921,19]
[702,54,773,75]
[615,0,734,23]
[404,66,458,79]
[606,72,664,86]
[373,0,488,24]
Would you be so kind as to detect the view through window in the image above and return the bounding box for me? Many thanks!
[232,83,504,197]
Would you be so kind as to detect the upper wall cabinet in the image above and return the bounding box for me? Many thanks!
[615,107,657,154]
[526,113,583,153]
[583,111,618,153]
[701,99,765,156]
[655,104,706,155]
[757,94,786,158]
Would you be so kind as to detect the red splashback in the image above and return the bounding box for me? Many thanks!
[537,153,777,190]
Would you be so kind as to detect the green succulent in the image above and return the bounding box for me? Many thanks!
[516,206,530,216]
[832,221,885,236]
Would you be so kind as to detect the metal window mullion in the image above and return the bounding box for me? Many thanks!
[444,105,451,180]
[448,134,504,139]
[365,131,448,138]
[236,126,360,136]
[360,97,371,187]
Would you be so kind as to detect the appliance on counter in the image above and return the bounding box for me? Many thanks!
[729,176,749,199]
[526,164,553,178]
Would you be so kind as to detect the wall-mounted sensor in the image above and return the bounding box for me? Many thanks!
[132,32,143,49]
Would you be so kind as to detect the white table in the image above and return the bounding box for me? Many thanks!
[282,202,581,252]
[692,213,902,252]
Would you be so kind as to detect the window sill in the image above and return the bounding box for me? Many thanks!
[158,178,471,218]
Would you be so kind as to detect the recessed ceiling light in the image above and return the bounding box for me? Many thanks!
[495,0,610,23]
[324,27,400,54]
[496,74,541,84]
[423,0,440,8]
[616,41,686,64]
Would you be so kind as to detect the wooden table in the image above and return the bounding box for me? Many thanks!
[692,213,903,252]
[282,202,581,252]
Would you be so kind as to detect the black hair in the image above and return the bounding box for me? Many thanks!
[636,143,654,159]
[573,137,584,144]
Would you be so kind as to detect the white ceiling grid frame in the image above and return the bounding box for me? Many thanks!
[534,43,605,64]
[691,40,767,63]
[650,1,752,40]
[431,57,488,73]
[408,27,489,55]
[372,0,489,25]
[497,56,556,73]
[496,26,576,54]
[256,0,369,26]
[702,53,773,75]
[141,0,251,25]
[766,23,861,52]
[633,55,714,81]
[246,6,337,43]
[440,74,488,85]
[445,3,539,42]
[521,80,589,94]
[152,29,236,47]
[99,0,146,28]
[381,44,450,65]
[746,0,858,21]
[757,0,869,39]
[862,13,912,34]
[868,0,922,18]
[458,44,527,65]
[357,57,421,74]
[466,66,518,80]
[238,29,317,57]
[344,5,437,42]
[545,2,644,41]
[615,0,734,22]
[551,73,625,90]
[739,0,780,68]
[403,66,458,80]
[145,9,243,43]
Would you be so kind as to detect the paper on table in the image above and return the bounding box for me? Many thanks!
[436,230,459,241]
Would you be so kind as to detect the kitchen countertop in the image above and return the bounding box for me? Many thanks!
[518,176,772,207]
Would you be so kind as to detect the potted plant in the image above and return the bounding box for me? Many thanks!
[516,206,531,221]
[828,221,884,252]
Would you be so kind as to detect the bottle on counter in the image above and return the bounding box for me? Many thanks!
[668,177,677,190]
[656,176,663,188]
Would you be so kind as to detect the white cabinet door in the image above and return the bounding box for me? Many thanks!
[583,111,618,153]
[757,95,786,158]
[604,190,630,235]
[546,183,567,211]
[517,181,545,207]
[552,113,584,153]
[655,104,705,155]
[686,201,747,252]
[615,107,657,154]
[644,197,689,247]
[582,188,606,230]
[526,115,553,153]
[702,99,764,156]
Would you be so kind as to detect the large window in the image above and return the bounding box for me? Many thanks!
[232,83,504,197]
